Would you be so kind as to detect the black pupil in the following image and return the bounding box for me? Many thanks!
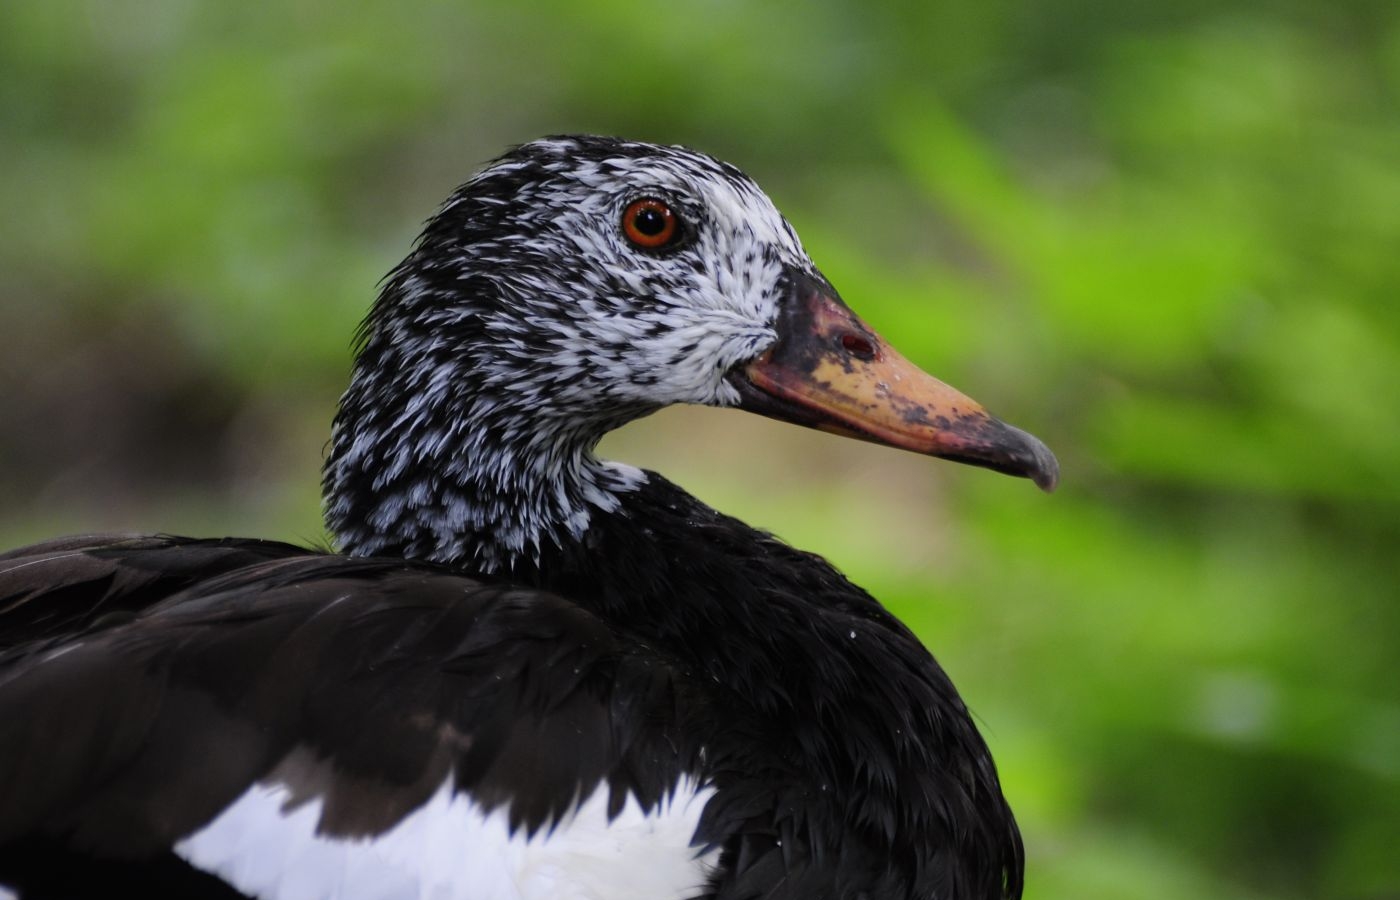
[633,207,667,236]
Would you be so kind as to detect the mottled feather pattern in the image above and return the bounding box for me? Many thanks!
[324,137,818,572]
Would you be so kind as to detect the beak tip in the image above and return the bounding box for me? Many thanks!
[939,418,1060,492]
[1029,441,1060,493]
[989,420,1059,493]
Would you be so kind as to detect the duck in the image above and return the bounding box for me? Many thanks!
[0,135,1058,900]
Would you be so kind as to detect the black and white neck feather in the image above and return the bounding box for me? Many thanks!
[325,136,818,572]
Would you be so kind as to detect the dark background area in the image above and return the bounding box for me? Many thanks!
[2,2,1398,897]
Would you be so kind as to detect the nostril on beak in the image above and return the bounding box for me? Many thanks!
[839,333,876,360]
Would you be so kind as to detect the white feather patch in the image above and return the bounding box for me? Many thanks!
[175,776,718,900]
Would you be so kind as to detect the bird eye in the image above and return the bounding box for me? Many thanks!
[621,198,680,250]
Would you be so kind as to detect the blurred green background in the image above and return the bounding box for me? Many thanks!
[2,1,1398,897]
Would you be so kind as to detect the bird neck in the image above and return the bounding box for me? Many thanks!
[322,368,649,573]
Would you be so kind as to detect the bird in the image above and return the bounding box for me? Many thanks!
[0,135,1058,900]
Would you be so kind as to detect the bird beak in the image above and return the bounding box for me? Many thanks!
[729,272,1059,491]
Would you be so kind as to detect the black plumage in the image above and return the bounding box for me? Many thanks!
[0,136,1056,900]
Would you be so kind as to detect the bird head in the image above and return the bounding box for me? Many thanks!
[326,136,1056,564]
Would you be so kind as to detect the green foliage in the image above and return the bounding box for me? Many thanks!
[2,1,1397,896]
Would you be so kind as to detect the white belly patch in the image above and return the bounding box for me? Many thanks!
[175,775,718,900]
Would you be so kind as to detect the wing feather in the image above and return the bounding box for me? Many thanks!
[0,537,706,898]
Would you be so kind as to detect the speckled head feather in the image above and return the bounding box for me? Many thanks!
[324,136,823,571]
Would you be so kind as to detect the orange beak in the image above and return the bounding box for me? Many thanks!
[730,272,1059,491]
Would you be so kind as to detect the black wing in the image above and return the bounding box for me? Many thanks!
[0,535,314,650]
[0,536,703,899]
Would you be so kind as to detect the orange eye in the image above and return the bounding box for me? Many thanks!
[621,198,679,249]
